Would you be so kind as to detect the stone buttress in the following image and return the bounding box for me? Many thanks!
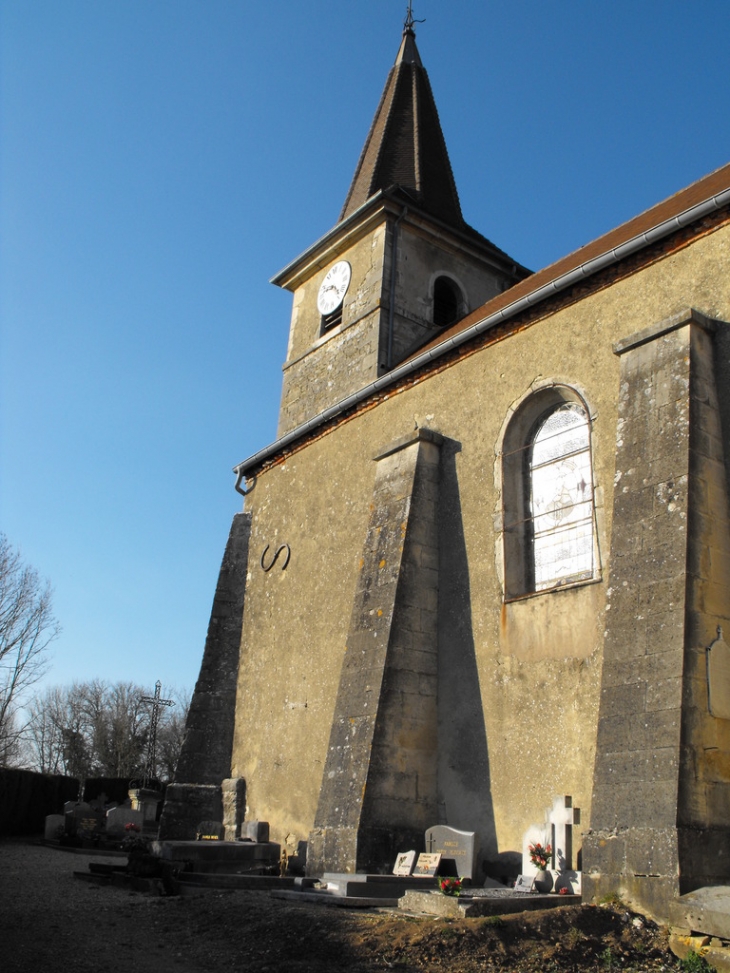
[158,512,250,839]
[307,429,442,874]
[584,308,730,918]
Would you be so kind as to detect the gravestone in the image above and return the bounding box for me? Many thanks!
[106,806,144,836]
[44,814,65,840]
[393,850,416,876]
[65,802,100,838]
[425,826,478,880]
[196,820,224,840]
[244,820,270,842]
[129,787,162,823]
[521,796,582,893]
[707,628,730,720]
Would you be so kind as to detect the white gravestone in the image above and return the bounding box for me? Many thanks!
[393,850,417,876]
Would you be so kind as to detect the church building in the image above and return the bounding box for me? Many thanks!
[160,18,730,921]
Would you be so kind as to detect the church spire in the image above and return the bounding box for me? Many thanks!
[339,15,464,228]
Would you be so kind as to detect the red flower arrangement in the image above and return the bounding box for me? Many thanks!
[528,842,552,870]
[439,877,463,897]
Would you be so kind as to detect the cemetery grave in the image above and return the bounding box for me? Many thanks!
[1,840,694,973]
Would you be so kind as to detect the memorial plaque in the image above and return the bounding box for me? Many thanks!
[393,850,417,876]
[514,874,536,893]
[707,629,730,720]
[196,820,224,840]
[414,853,441,876]
[425,825,478,880]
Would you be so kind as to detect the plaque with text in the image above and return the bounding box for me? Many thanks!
[393,850,417,876]
[414,853,441,876]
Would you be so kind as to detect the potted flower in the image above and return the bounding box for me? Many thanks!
[528,841,553,893]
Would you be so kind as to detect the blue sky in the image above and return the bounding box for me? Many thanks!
[2,0,729,699]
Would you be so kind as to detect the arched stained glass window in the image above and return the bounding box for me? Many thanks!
[501,388,598,599]
[529,403,594,590]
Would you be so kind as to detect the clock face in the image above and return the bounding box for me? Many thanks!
[317,260,351,316]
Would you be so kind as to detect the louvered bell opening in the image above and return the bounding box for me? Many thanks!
[321,307,343,333]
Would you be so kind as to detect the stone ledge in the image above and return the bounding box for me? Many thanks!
[372,427,444,461]
[398,889,581,918]
[613,307,716,356]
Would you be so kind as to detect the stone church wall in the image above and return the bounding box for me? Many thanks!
[229,220,730,882]
[278,227,387,437]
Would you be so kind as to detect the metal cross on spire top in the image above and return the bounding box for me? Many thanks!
[404,1,425,33]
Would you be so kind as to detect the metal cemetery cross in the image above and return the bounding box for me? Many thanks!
[140,680,174,787]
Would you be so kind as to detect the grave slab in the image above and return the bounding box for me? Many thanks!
[669,886,730,940]
[152,839,280,873]
[399,889,581,918]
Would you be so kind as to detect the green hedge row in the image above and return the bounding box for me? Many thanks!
[0,768,80,835]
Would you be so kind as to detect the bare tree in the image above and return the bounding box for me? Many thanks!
[0,535,60,765]
[25,686,67,774]
[155,687,191,782]
[24,680,190,782]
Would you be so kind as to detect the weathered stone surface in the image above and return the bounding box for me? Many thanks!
[223,187,730,920]
[159,512,250,839]
[669,886,730,940]
[307,430,441,876]
[156,784,222,841]
[221,778,246,842]
[586,309,730,920]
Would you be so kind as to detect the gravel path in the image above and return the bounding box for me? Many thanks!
[1,839,204,973]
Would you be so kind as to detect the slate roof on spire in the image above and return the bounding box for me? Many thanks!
[339,27,465,228]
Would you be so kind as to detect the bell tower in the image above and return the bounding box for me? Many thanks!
[272,16,530,438]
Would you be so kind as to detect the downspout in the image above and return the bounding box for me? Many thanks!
[234,469,249,497]
[387,206,408,370]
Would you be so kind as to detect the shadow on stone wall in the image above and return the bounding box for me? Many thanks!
[437,440,498,878]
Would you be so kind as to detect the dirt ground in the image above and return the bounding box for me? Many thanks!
[1,839,684,973]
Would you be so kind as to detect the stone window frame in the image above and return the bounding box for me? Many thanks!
[499,383,601,601]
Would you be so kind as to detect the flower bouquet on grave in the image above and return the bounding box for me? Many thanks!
[438,876,463,897]
[121,821,148,854]
[528,842,552,871]
[121,821,160,875]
